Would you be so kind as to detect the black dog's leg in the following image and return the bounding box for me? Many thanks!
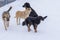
[27,24,31,32]
[33,24,37,32]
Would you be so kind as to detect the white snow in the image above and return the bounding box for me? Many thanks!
[0,0,60,40]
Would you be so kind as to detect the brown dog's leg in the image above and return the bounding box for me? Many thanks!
[27,24,31,32]
[19,18,20,25]
[4,21,7,30]
[16,17,18,25]
[34,24,37,32]
[7,21,9,27]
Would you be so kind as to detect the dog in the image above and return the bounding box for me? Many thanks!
[15,8,31,25]
[2,6,12,30]
[23,2,38,17]
[22,16,47,32]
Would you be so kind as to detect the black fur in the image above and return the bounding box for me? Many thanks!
[23,2,38,17]
[22,16,47,32]
[22,16,47,26]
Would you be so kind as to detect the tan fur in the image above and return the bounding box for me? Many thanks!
[2,6,12,30]
[2,12,10,30]
[15,8,31,25]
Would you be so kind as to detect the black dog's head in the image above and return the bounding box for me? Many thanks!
[23,2,31,8]
[38,16,47,21]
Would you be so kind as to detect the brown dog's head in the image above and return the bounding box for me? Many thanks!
[23,2,31,8]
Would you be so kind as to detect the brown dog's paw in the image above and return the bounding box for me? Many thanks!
[28,29,31,32]
[5,28,7,31]
[35,30,37,33]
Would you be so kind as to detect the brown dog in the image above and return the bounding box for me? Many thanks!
[2,6,12,30]
[15,8,31,25]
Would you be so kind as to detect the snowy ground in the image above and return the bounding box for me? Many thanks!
[0,0,60,40]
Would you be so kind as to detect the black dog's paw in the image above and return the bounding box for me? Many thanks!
[22,21,25,26]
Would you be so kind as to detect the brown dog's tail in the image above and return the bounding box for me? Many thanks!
[7,6,12,12]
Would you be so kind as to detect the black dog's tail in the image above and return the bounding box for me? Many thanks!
[42,16,47,21]
[22,21,26,26]
[7,6,12,12]
[43,16,47,20]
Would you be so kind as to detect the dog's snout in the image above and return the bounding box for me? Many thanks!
[22,5,24,7]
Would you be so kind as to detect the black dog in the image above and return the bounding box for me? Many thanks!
[22,16,47,32]
[23,2,38,17]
